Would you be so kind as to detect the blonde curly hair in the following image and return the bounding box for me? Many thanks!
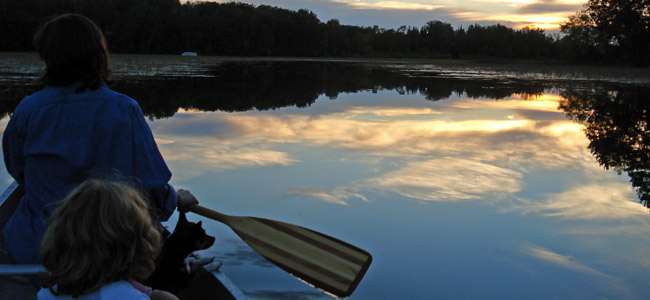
[40,179,161,297]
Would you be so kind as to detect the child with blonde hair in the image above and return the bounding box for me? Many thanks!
[37,179,178,300]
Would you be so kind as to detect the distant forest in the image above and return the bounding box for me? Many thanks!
[1,0,648,66]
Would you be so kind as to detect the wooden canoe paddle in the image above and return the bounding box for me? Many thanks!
[188,205,372,298]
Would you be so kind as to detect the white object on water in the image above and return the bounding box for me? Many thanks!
[181,52,198,56]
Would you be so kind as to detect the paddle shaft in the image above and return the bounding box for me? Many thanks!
[188,205,231,224]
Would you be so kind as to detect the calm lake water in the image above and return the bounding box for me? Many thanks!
[2,53,650,299]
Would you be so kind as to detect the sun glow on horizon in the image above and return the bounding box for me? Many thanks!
[451,0,586,30]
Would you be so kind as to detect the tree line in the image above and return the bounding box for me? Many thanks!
[0,60,551,119]
[1,0,648,66]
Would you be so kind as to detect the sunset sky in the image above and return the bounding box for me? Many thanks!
[189,0,588,31]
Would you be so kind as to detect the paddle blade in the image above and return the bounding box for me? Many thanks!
[189,206,372,298]
[236,217,371,297]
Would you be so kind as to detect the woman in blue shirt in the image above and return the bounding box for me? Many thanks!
[2,14,197,265]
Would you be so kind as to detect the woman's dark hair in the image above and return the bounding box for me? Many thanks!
[33,14,112,93]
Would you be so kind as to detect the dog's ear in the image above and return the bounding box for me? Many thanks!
[175,212,189,231]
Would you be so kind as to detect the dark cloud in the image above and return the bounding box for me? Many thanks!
[331,7,465,29]
[228,0,473,29]
[517,0,584,14]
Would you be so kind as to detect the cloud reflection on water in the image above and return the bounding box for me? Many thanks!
[520,243,640,298]
[143,94,650,300]
[363,158,523,202]
[285,187,368,205]
[155,94,594,204]
[515,183,647,220]
[524,244,607,276]
[153,112,299,179]
[151,90,638,217]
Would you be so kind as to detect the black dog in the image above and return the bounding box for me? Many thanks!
[146,212,216,294]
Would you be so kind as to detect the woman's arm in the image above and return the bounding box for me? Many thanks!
[131,105,177,221]
[2,112,26,186]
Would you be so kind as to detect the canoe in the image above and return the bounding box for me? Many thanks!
[0,182,246,300]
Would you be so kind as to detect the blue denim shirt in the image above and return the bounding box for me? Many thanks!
[2,84,177,264]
